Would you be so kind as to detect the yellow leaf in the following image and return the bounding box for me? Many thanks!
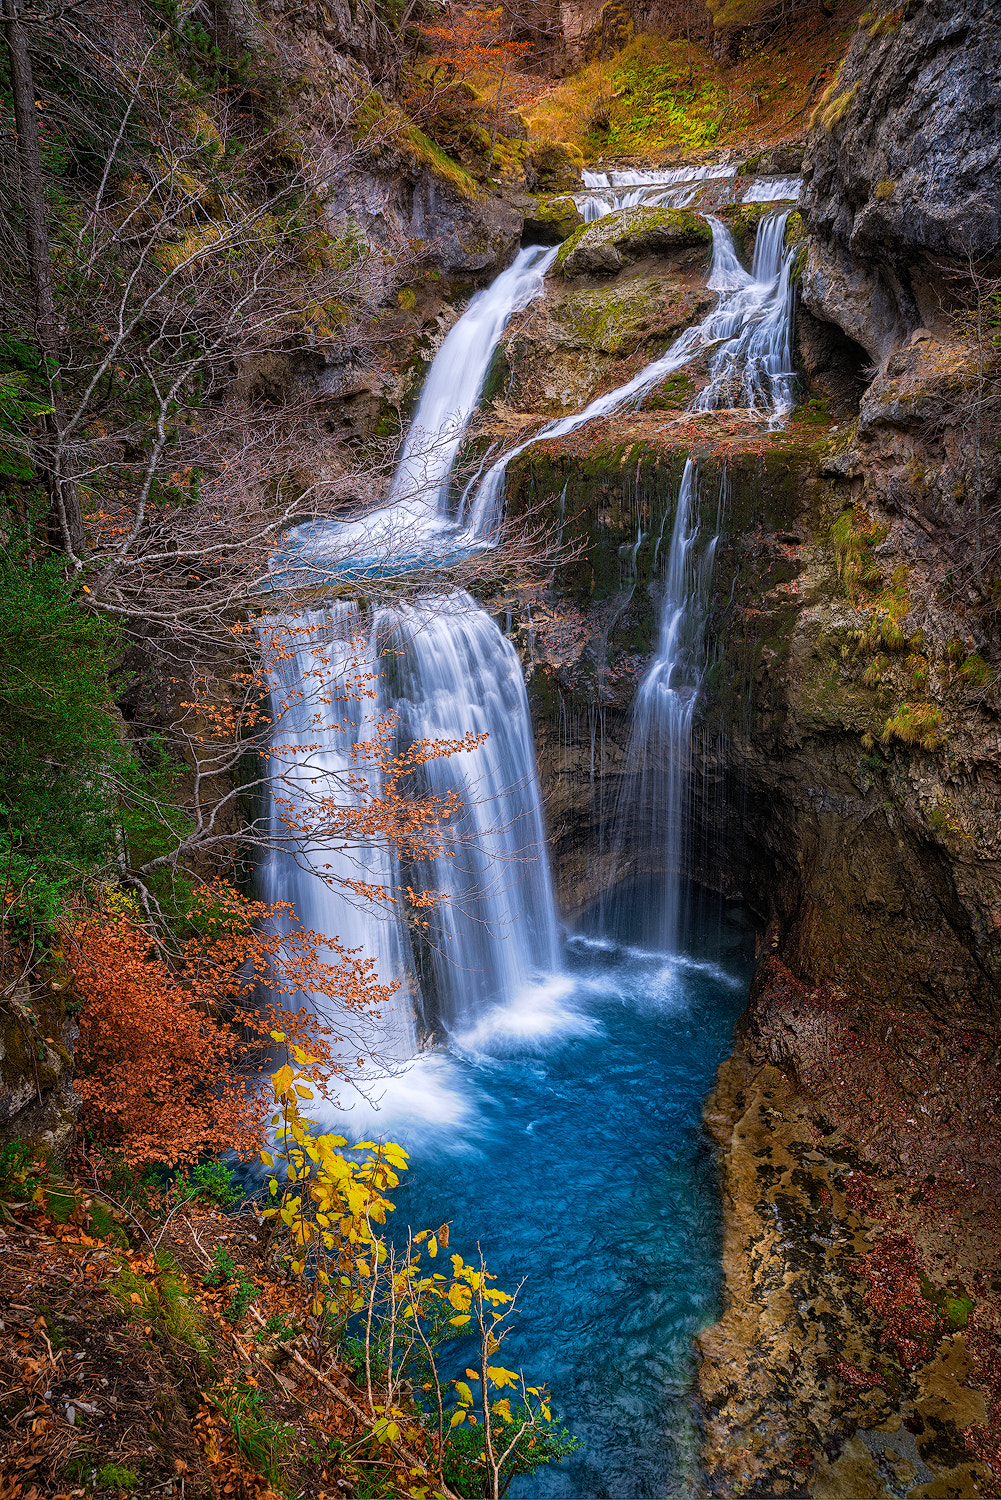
[270,1030,286,1043]
[492,1398,513,1424]
[455,1381,473,1405]
[450,1411,466,1428]
[449,1315,470,1327]
[273,1063,294,1096]
[428,1234,437,1258]
[294,1083,314,1099]
[260,1150,274,1166]
[486,1366,519,1390]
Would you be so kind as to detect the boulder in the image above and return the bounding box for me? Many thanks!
[523,194,585,244]
[556,206,713,277]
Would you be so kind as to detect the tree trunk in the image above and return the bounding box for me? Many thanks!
[2,0,86,560]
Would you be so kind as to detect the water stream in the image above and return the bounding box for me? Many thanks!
[262,202,797,1493]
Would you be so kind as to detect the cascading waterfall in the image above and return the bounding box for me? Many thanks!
[577,161,798,219]
[259,604,418,1061]
[263,210,795,1045]
[277,243,556,581]
[464,212,796,537]
[263,248,563,1059]
[379,593,560,1029]
[693,211,796,422]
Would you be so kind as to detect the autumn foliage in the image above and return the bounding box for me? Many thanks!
[69,885,406,1166]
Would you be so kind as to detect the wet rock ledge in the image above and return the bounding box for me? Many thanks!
[697,957,1001,1499]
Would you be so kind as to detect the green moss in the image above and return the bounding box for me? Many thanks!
[957,652,993,687]
[405,126,480,199]
[784,211,805,246]
[874,178,895,201]
[555,204,711,273]
[527,194,584,242]
[96,1463,139,1493]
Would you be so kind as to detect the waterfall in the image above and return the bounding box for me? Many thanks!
[693,211,796,423]
[575,161,752,218]
[742,176,801,202]
[465,213,797,536]
[604,461,721,950]
[277,243,556,580]
[379,593,560,1029]
[259,604,418,1061]
[263,248,564,1059]
[600,212,795,949]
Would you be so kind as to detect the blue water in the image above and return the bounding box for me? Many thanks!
[351,889,754,1498]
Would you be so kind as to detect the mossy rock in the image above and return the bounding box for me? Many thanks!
[528,140,584,193]
[552,276,695,355]
[556,205,711,278]
[524,195,584,244]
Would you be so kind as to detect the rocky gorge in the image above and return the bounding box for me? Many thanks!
[2,0,999,1494]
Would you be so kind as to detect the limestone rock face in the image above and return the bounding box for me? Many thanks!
[801,0,1001,360]
[556,206,713,278]
[494,267,711,416]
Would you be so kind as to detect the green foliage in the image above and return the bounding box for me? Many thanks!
[254,1310,301,1344]
[171,1159,243,1210]
[799,395,831,426]
[208,1380,294,1484]
[202,1246,256,1322]
[0,338,53,480]
[881,701,943,752]
[0,1138,35,1197]
[442,1408,580,1496]
[584,39,725,156]
[0,542,125,934]
[202,1246,238,1286]
[95,1463,139,1493]
[830,507,887,599]
[957,652,993,687]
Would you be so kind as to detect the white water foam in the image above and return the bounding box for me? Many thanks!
[742,176,801,203]
[450,973,599,1055]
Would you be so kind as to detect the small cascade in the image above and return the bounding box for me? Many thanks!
[259,605,418,1061]
[692,210,796,423]
[278,244,556,579]
[742,175,800,202]
[465,213,797,536]
[604,462,721,950]
[575,161,796,217]
[379,593,561,1029]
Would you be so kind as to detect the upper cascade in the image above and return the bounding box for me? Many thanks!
[273,244,556,585]
[464,211,797,537]
[577,160,800,220]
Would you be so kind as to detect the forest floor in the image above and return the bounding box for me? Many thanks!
[0,1164,426,1500]
[519,0,870,163]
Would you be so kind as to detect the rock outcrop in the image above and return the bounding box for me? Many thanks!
[800,0,1001,362]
